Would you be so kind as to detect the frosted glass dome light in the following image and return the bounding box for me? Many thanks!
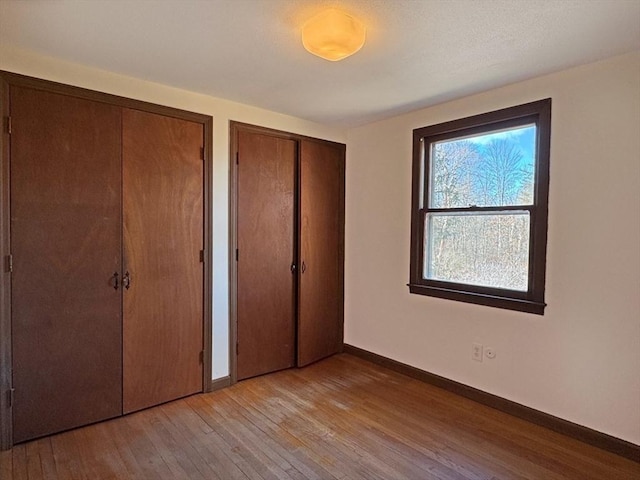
[302,9,366,61]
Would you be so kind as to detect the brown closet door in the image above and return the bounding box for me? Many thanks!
[10,87,123,443]
[122,109,204,413]
[298,140,345,367]
[236,131,296,380]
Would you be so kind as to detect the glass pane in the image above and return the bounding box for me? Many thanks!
[424,212,530,291]
[429,125,536,208]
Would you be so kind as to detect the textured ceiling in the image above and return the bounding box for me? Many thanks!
[1,0,639,127]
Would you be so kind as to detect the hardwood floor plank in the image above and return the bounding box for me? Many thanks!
[285,370,471,479]
[242,377,376,480]
[34,438,57,480]
[216,389,338,480]
[10,444,28,480]
[173,400,266,480]
[129,410,195,480]
[101,418,146,479]
[145,408,212,480]
[312,357,599,479]
[153,403,226,480]
[1,353,638,479]
[187,393,292,480]
[71,424,130,480]
[25,441,44,479]
[306,361,538,479]
[260,374,449,480]
[119,411,175,478]
[0,449,12,479]
[49,429,86,480]
[163,396,265,480]
[215,388,337,480]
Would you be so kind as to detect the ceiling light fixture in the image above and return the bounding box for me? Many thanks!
[302,8,366,62]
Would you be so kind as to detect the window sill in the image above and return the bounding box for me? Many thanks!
[408,283,546,315]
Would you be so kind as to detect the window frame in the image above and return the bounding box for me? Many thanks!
[409,99,551,315]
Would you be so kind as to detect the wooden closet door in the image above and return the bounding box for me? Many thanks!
[10,87,123,443]
[298,140,345,367]
[236,131,296,380]
[122,109,204,413]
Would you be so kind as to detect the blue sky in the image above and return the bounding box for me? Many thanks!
[466,124,536,169]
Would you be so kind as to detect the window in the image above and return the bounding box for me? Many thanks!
[409,99,551,314]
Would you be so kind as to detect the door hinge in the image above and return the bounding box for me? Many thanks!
[235,249,238,262]
[7,388,15,407]
[199,350,204,364]
[199,249,204,263]
[200,146,204,160]
[236,342,239,355]
[236,152,239,165]
[6,116,12,135]
[6,254,12,273]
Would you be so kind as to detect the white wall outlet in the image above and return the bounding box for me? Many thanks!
[472,343,483,362]
[485,347,496,359]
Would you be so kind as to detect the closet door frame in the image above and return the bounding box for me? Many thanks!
[229,121,345,385]
[0,71,214,450]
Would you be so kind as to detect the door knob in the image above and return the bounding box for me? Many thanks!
[123,271,131,290]
[112,272,119,290]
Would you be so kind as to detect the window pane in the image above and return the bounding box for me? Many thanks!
[424,212,530,291]
[429,125,536,208]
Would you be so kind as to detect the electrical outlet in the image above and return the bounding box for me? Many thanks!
[472,343,483,362]
[485,347,496,359]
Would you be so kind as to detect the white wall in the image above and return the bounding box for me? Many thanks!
[0,46,346,380]
[345,51,640,444]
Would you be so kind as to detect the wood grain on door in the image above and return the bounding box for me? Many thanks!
[298,140,345,367]
[236,131,296,380]
[10,86,123,443]
[122,109,204,413]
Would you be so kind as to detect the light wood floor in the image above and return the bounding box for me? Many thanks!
[1,354,638,479]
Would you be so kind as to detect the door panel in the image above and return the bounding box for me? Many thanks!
[298,140,345,367]
[122,109,204,413]
[236,131,296,380]
[11,86,123,443]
